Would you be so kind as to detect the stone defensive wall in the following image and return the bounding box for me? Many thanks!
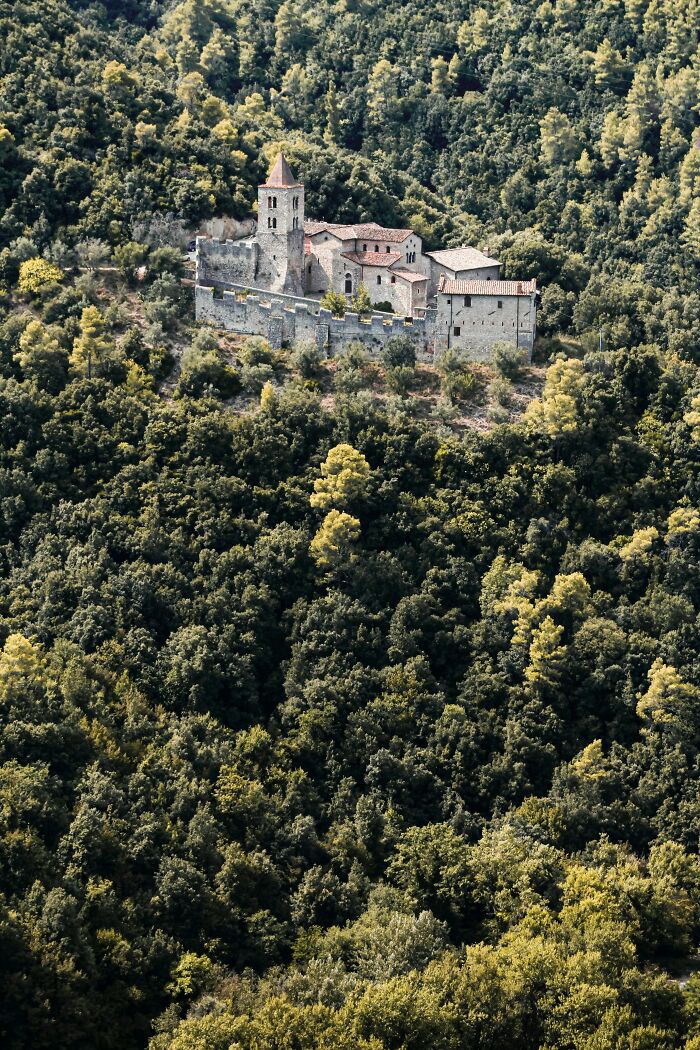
[195,283,437,358]
[196,236,258,287]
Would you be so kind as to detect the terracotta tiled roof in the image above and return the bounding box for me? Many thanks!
[306,219,413,243]
[342,251,402,267]
[427,246,501,270]
[392,269,428,283]
[350,222,413,243]
[263,152,301,187]
[438,276,537,296]
[305,220,332,237]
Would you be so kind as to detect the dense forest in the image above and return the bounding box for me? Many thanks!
[3,0,700,1047]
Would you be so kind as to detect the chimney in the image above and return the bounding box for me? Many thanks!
[482,245,489,256]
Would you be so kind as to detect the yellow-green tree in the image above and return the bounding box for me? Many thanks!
[310,510,361,571]
[310,443,370,511]
[70,306,114,377]
[15,320,66,383]
[18,258,63,296]
[526,357,585,437]
[636,659,699,732]
[524,615,568,691]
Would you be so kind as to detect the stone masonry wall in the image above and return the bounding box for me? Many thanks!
[196,236,257,288]
[434,291,537,360]
[195,285,436,359]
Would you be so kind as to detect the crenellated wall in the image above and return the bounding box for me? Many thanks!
[195,285,436,358]
[196,236,258,288]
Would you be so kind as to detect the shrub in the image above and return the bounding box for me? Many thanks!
[290,340,323,378]
[382,335,416,370]
[438,348,479,404]
[238,336,275,368]
[386,365,415,396]
[492,341,528,379]
[488,375,513,407]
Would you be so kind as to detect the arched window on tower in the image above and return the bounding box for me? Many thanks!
[272,217,277,229]
[344,273,352,293]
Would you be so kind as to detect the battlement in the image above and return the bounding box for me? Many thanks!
[196,236,258,288]
[195,284,436,358]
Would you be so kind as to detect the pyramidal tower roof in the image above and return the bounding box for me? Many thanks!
[263,152,301,188]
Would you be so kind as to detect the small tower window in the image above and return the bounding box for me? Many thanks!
[272,217,277,229]
[454,326,461,336]
[497,300,502,308]
[345,274,352,293]
[386,247,390,253]
[391,275,396,284]
[464,295,471,307]
[374,244,379,252]
[363,243,367,251]
[376,275,381,285]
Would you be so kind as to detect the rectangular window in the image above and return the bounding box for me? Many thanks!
[464,295,471,307]
[363,243,367,251]
[454,326,461,336]
[377,275,381,284]
[497,300,502,308]
[391,275,396,283]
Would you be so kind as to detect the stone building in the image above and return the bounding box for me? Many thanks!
[435,276,538,358]
[425,246,501,297]
[195,152,538,360]
[195,152,306,296]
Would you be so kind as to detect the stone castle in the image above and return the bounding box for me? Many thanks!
[195,153,538,359]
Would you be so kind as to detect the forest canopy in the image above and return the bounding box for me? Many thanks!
[2,1,700,1048]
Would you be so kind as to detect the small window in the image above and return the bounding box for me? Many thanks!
[375,244,379,252]
[464,295,471,307]
[391,275,396,284]
[497,300,502,308]
[454,326,461,336]
[267,217,272,228]
[345,273,352,293]
[376,275,381,285]
[363,243,367,251]
[272,217,277,229]
[446,298,451,305]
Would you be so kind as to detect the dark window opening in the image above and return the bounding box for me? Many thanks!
[464,295,471,307]
[376,275,381,285]
[345,274,352,293]
[454,326,461,336]
[497,300,502,308]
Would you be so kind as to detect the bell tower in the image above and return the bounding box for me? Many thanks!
[256,153,305,296]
